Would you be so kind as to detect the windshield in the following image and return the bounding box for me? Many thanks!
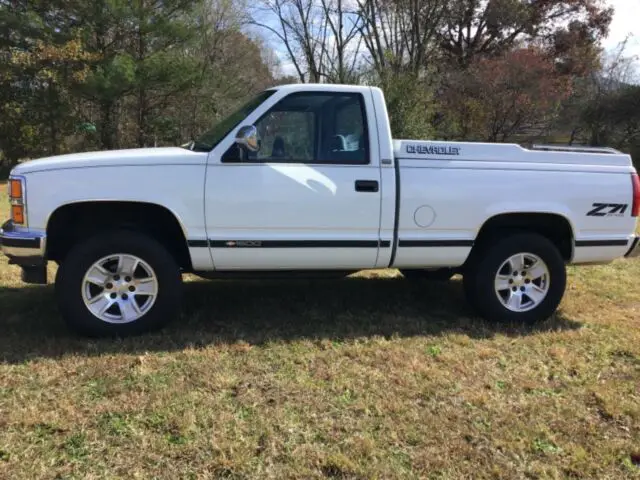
[188,90,276,151]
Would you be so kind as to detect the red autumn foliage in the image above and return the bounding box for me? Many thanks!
[442,48,573,142]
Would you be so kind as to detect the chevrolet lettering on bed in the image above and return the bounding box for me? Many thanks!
[1,83,639,336]
[406,144,461,156]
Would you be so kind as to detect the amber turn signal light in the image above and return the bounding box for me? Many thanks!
[9,178,23,199]
[11,204,25,224]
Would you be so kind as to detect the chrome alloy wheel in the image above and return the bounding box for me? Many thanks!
[494,252,550,312]
[81,254,158,324]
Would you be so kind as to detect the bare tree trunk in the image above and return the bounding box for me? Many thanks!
[48,81,59,155]
[136,2,147,147]
[137,90,148,147]
[100,101,116,150]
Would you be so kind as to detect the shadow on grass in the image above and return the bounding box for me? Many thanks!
[0,276,582,363]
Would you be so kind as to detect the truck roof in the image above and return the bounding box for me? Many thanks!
[268,83,372,94]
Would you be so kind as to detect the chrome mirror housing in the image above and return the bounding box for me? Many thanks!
[235,125,260,152]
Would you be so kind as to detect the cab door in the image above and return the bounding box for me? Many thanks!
[204,90,383,270]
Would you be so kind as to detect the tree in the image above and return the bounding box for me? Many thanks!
[1,0,636,172]
[0,0,95,163]
[440,48,571,141]
[71,0,137,150]
[437,0,612,71]
[582,85,640,150]
[319,0,363,83]
[379,73,438,139]
[168,0,275,143]
[0,0,277,162]
[554,39,639,149]
[357,0,447,77]
[251,0,363,83]
[125,0,202,147]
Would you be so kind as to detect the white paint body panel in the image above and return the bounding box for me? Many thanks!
[393,139,636,266]
[205,164,382,269]
[8,83,638,273]
[12,151,214,270]
[394,163,634,267]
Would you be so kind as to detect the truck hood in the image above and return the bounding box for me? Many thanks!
[11,147,208,175]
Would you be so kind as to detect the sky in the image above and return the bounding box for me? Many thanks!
[604,0,640,58]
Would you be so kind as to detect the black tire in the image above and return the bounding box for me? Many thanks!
[462,233,566,324]
[55,230,182,337]
[401,268,456,281]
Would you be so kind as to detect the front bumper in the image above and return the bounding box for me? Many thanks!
[0,219,47,265]
[626,235,640,258]
[1,220,48,283]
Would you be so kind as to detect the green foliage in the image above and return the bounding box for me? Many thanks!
[582,85,640,168]
[426,345,441,357]
[0,1,94,162]
[533,437,561,455]
[379,73,436,140]
[82,54,137,100]
[553,70,640,168]
[0,0,274,162]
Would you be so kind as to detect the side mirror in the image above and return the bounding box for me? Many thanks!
[235,125,260,152]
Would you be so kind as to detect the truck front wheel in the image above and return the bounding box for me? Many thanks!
[55,231,182,337]
[463,233,566,324]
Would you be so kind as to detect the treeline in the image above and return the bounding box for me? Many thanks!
[0,0,276,165]
[1,0,639,169]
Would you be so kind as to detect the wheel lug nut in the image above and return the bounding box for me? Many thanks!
[520,286,525,292]
[513,271,518,276]
[128,286,135,292]
[110,293,117,299]
[508,279,513,284]
[525,279,531,284]
[512,286,517,292]
[113,275,120,281]
[125,276,131,282]
[122,293,128,300]
[106,283,113,289]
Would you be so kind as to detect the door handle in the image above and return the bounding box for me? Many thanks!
[355,180,379,192]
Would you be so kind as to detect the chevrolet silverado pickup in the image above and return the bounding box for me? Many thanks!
[2,83,639,336]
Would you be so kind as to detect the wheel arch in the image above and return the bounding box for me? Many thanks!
[46,200,193,271]
[471,211,575,262]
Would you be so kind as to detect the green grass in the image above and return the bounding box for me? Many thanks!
[1,182,640,478]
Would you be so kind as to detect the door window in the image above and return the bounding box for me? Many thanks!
[222,92,369,164]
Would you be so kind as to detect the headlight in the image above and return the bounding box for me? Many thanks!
[8,176,26,225]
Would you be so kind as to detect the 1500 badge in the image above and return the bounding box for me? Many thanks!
[225,240,262,247]
[406,144,461,156]
[587,203,628,217]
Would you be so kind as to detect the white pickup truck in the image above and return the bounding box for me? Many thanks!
[2,84,639,336]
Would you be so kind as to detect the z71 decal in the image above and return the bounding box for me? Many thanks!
[587,203,628,217]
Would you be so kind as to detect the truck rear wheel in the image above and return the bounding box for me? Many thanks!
[55,230,182,337]
[463,233,566,324]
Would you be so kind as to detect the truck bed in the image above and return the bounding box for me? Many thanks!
[393,140,633,168]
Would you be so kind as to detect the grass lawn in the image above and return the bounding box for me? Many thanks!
[0,181,639,479]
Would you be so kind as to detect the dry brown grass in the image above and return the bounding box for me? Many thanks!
[1,181,639,479]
